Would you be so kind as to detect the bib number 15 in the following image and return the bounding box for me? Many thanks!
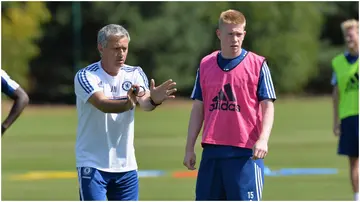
[248,191,254,200]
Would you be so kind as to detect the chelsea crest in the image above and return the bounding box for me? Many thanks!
[122,81,132,91]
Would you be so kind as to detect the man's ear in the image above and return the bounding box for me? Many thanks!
[97,44,103,56]
[216,29,221,40]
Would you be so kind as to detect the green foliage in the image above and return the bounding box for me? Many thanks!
[238,2,324,93]
[135,2,216,90]
[1,2,357,102]
[1,2,51,91]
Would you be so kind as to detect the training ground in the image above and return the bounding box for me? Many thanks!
[1,97,352,200]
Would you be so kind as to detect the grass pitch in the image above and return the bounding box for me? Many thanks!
[1,97,352,200]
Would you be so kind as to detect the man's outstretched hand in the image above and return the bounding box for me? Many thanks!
[149,79,177,105]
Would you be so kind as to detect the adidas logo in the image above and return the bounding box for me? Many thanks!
[345,72,359,92]
[98,81,103,88]
[209,83,240,112]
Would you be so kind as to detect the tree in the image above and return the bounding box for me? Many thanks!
[24,2,358,103]
[235,2,324,93]
[2,2,51,91]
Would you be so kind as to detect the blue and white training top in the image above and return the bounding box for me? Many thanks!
[74,61,149,173]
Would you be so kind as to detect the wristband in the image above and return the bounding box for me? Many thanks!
[150,98,161,106]
[1,125,6,134]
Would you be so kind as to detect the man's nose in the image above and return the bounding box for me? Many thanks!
[117,51,124,56]
[232,35,239,41]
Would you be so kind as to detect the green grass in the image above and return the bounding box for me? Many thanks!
[1,97,352,200]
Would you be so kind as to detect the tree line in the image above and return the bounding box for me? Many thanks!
[1,1,358,104]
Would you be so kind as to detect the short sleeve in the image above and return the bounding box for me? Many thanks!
[1,70,20,97]
[190,68,203,101]
[135,67,150,91]
[257,62,277,101]
[74,69,102,102]
[331,72,337,86]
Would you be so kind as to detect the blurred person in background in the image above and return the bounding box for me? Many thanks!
[74,24,177,201]
[183,9,276,200]
[331,19,359,201]
[1,70,29,136]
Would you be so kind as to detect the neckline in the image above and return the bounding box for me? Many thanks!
[216,49,249,72]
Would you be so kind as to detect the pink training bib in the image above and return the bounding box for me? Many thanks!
[199,50,265,149]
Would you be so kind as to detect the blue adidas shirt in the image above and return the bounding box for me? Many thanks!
[190,49,276,157]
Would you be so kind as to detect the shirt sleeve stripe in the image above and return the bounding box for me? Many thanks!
[191,69,200,99]
[77,69,94,94]
[122,67,137,72]
[137,67,149,89]
[87,64,98,71]
[261,66,272,99]
[77,70,90,94]
[82,70,95,93]
[262,63,276,99]
[266,65,276,99]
